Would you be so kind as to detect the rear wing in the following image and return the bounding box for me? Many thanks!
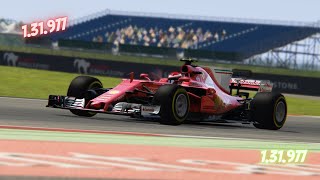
[229,78,273,92]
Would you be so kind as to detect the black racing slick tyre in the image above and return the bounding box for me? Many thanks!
[251,92,287,130]
[153,84,190,125]
[67,76,103,117]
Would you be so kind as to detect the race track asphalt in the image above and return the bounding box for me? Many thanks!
[0,97,319,143]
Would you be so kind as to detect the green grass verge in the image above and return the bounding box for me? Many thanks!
[0,66,121,99]
[1,45,320,78]
[286,96,320,116]
[0,65,319,116]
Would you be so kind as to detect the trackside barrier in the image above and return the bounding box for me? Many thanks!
[1,51,319,96]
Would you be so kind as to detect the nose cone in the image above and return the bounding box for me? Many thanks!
[90,101,103,110]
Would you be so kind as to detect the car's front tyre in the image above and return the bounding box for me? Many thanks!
[153,84,190,125]
[67,76,103,117]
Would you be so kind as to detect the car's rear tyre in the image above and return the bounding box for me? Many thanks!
[153,84,190,125]
[251,92,287,130]
[67,76,103,117]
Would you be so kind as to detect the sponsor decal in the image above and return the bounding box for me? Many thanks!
[74,59,90,74]
[3,52,18,66]
[141,105,160,116]
[272,81,298,90]
[231,79,261,86]
[142,106,155,112]
[3,52,49,70]
[73,59,125,77]
[18,58,50,70]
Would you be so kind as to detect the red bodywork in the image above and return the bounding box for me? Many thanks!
[86,65,243,115]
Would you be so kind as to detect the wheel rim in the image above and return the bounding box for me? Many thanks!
[175,94,188,118]
[275,101,286,123]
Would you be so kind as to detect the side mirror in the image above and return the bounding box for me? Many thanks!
[129,72,134,83]
[140,73,151,81]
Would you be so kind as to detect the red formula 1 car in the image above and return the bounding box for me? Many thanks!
[47,59,287,130]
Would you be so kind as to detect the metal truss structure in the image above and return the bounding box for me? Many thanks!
[245,22,320,71]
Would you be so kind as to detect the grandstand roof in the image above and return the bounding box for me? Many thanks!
[70,9,320,28]
[50,10,320,60]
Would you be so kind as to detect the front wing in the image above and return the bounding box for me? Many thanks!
[46,95,160,117]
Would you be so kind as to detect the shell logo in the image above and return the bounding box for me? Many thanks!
[108,90,119,94]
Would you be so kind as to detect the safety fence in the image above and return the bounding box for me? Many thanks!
[1,50,319,96]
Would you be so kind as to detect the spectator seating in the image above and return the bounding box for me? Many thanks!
[50,14,319,59]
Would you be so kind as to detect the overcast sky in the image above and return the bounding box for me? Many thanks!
[1,0,319,23]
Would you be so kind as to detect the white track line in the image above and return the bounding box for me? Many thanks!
[0,96,46,102]
[1,124,320,145]
[288,115,320,119]
[162,133,320,145]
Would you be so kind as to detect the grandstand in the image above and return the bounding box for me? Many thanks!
[48,10,320,70]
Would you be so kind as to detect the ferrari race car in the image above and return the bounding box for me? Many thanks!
[47,58,287,130]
